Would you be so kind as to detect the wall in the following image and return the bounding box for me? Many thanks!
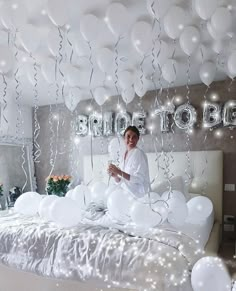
[35,79,236,239]
[0,100,32,138]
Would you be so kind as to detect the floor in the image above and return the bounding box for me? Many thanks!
[218,240,236,277]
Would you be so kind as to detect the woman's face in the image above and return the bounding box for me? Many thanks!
[124,130,139,151]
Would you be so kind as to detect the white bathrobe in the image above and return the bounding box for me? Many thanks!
[119,147,150,198]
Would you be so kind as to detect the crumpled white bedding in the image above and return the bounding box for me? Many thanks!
[0,211,203,290]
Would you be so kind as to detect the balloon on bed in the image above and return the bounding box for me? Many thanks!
[191,256,231,291]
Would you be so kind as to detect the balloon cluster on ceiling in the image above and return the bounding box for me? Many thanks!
[0,0,235,109]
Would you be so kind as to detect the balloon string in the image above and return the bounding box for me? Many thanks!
[30,53,41,163]
[13,38,28,192]
[114,36,123,95]
[2,75,8,125]
[184,55,192,186]
[66,29,74,64]
[150,0,162,108]
[87,41,94,86]
[58,27,65,102]
[49,113,60,177]
[154,64,163,108]
[49,104,55,177]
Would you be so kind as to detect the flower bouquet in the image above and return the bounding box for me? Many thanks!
[46,175,72,197]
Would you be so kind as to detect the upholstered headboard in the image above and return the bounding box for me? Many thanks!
[83,150,223,224]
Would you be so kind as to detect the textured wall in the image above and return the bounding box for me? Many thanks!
[36,79,236,238]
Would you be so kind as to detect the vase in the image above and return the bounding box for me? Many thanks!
[0,195,8,210]
[51,191,66,197]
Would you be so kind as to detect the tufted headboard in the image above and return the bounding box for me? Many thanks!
[83,150,223,224]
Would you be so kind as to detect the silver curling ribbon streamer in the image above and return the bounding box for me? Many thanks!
[87,41,94,86]
[2,75,9,127]
[58,27,65,102]
[48,104,55,178]
[185,55,193,186]
[66,28,74,64]
[14,66,28,192]
[49,111,60,177]
[31,54,41,163]
[114,36,123,95]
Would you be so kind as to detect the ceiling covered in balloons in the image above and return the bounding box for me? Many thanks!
[0,0,235,106]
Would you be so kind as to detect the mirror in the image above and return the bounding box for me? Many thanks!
[0,136,36,209]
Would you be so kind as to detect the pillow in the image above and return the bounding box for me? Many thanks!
[151,176,191,201]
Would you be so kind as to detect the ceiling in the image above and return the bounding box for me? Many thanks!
[0,0,235,108]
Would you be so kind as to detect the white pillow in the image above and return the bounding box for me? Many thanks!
[151,176,191,201]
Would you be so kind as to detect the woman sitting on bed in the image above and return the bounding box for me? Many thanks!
[107,125,150,198]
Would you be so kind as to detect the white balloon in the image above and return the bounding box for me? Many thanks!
[194,0,218,20]
[47,0,68,27]
[108,137,126,162]
[187,196,213,223]
[162,190,186,203]
[121,87,135,104]
[93,87,109,106]
[207,21,226,40]
[191,257,231,291]
[107,189,134,222]
[134,76,148,97]
[153,201,169,223]
[119,71,134,89]
[18,24,40,53]
[140,192,161,204]
[0,0,28,29]
[65,65,80,87]
[38,195,59,220]
[167,197,188,226]
[146,0,171,20]
[41,58,56,84]
[162,59,178,83]
[131,202,162,227]
[65,189,74,199]
[212,40,224,54]
[154,40,170,66]
[50,197,82,227]
[179,26,200,56]
[64,93,79,112]
[90,181,109,205]
[199,61,216,86]
[211,7,232,34]
[106,3,130,36]
[0,46,14,74]
[131,21,152,55]
[71,185,91,210]
[80,14,101,42]
[164,6,187,39]
[105,184,118,198]
[14,192,43,216]
[96,48,114,73]
[228,51,236,77]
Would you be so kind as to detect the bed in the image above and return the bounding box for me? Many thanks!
[0,150,223,291]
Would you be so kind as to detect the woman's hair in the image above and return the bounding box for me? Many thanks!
[124,125,140,138]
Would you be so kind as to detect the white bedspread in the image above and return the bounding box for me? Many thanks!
[0,211,203,290]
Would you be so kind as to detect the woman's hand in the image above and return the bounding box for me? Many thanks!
[107,163,121,177]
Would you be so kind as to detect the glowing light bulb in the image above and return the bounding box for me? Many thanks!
[104,16,109,23]
[74,136,80,145]
[53,114,59,120]
[11,3,18,9]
